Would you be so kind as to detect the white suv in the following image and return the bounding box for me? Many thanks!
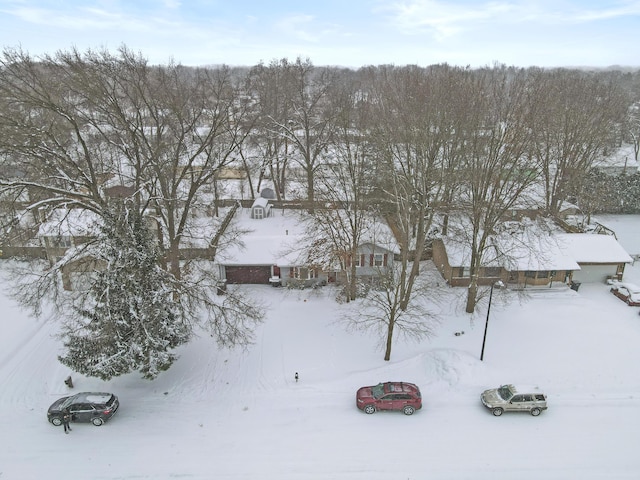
[481,384,547,416]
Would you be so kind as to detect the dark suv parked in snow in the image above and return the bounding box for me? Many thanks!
[47,392,119,426]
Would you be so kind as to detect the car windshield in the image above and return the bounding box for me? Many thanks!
[371,383,385,399]
[60,396,76,409]
[497,385,513,400]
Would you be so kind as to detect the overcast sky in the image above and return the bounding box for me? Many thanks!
[0,0,639,68]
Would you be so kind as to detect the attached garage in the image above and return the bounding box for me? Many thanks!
[571,264,620,283]
[224,265,272,284]
[558,234,632,283]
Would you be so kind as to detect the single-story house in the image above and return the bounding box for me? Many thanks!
[217,207,327,287]
[433,237,578,287]
[217,208,401,288]
[433,231,632,287]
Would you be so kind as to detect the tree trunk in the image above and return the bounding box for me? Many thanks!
[384,317,395,361]
[465,275,478,314]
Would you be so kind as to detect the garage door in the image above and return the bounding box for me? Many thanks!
[572,265,617,283]
[224,266,271,284]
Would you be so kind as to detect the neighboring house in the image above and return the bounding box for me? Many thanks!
[217,207,400,288]
[217,207,327,287]
[433,230,632,288]
[432,237,578,288]
[37,208,103,290]
[329,213,401,285]
[37,208,101,263]
[337,242,397,284]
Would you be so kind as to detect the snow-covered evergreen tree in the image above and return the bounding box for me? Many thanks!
[58,201,189,380]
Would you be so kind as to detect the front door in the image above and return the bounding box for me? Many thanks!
[69,403,93,422]
[509,394,528,412]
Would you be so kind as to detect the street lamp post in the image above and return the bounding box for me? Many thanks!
[480,280,504,361]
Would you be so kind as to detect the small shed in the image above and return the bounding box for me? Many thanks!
[250,197,272,220]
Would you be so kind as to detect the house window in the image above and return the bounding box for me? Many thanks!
[374,253,384,267]
[254,208,263,220]
[292,267,315,280]
[55,236,73,248]
[525,271,551,279]
[457,267,470,277]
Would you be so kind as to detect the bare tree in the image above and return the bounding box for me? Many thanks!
[344,259,440,361]
[528,68,627,215]
[244,59,297,200]
[366,64,464,310]
[0,47,263,356]
[303,74,378,301]
[263,58,339,209]
[626,102,640,163]
[452,66,541,313]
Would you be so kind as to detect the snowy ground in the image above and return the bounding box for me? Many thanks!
[1,223,640,479]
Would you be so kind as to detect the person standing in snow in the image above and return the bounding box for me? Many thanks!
[62,408,72,434]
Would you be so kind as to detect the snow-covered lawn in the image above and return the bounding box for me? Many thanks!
[1,232,640,479]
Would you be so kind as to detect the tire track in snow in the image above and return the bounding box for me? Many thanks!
[0,315,64,407]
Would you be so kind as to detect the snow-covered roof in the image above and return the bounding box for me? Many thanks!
[359,216,400,254]
[37,208,101,237]
[496,232,581,271]
[442,235,580,271]
[442,227,632,271]
[218,208,399,266]
[251,197,270,209]
[218,208,307,266]
[556,233,633,264]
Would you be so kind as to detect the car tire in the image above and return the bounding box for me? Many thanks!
[92,417,104,426]
[363,405,376,414]
[51,417,62,426]
[530,407,542,416]
[492,407,504,416]
[403,406,415,415]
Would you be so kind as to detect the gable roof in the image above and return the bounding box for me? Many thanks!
[37,208,101,238]
[218,208,305,266]
[441,230,632,271]
[251,197,270,209]
[218,208,400,267]
[557,233,633,264]
[441,235,580,271]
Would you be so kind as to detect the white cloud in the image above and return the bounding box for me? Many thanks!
[379,0,640,41]
[275,14,320,43]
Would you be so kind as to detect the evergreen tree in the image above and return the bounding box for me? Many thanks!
[58,202,189,380]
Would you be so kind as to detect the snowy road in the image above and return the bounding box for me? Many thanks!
[1,267,640,479]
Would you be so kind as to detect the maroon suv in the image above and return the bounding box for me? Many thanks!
[356,382,422,415]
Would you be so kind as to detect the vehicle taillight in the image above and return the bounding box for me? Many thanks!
[103,409,111,414]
